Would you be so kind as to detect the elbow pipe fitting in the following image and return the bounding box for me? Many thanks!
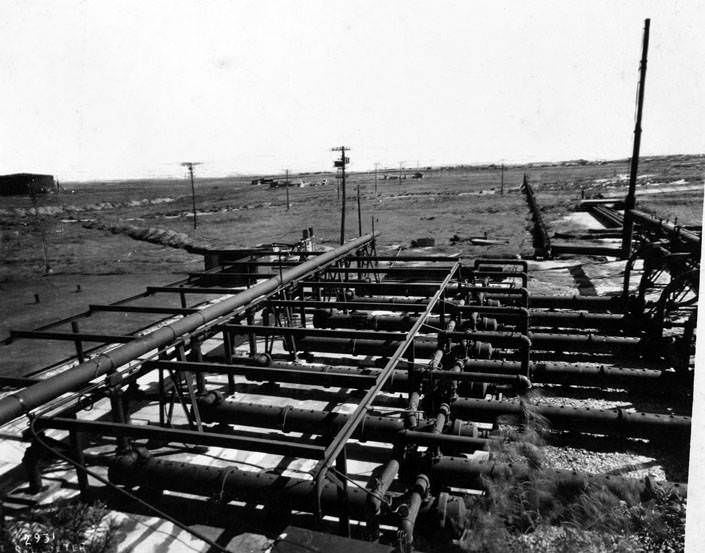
[397,474,431,551]
[365,458,400,541]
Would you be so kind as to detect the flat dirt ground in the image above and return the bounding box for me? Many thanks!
[1,154,703,373]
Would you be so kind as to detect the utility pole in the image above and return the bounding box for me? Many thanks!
[181,162,202,229]
[356,182,362,236]
[398,162,404,185]
[621,18,650,259]
[374,162,379,195]
[332,146,350,244]
[285,169,290,211]
[500,162,504,196]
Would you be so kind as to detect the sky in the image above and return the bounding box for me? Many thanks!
[1,1,704,181]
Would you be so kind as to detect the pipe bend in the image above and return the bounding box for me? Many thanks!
[397,474,431,549]
[516,375,532,394]
[518,334,532,348]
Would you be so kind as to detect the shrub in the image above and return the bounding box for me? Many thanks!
[1,500,119,553]
[458,397,686,553]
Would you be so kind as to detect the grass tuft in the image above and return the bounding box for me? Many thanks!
[1,500,119,553]
[458,398,686,553]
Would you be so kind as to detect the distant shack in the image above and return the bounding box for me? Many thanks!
[0,173,55,196]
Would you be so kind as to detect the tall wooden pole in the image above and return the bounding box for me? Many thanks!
[332,146,349,245]
[621,18,650,259]
[188,164,198,229]
[340,146,347,244]
[356,183,362,236]
[500,163,504,196]
[285,169,290,211]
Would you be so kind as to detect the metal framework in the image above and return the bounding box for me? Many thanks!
[0,219,695,552]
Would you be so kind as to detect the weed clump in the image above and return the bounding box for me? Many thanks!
[1,500,119,553]
[458,396,686,553]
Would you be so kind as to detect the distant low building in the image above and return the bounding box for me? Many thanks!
[0,173,55,196]
[251,177,278,186]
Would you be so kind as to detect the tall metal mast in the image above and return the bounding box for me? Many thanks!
[621,18,650,259]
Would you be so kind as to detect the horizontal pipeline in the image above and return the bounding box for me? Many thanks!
[283,292,621,313]
[497,294,623,312]
[314,309,630,333]
[630,209,701,256]
[147,360,531,392]
[196,394,488,452]
[550,244,622,257]
[109,449,370,516]
[450,398,690,440]
[200,356,682,392]
[429,456,686,500]
[293,332,642,357]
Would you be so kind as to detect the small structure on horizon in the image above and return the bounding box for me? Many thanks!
[0,173,55,196]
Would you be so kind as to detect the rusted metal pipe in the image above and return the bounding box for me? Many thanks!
[196,393,486,451]
[630,209,701,257]
[429,456,686,500]
[365,458,400,540]
[109,448,370,515]
[450,398,690,441]
[397,474,430,552]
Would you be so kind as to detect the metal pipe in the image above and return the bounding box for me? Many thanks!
[314,306,631,334]
[550,244,622,257]
[34,416,326,458]
[398,474,430,551]
[293,330,641,358]
[429,456,686,500]
[109,449,370,516]
[450,398,690,440]
[0,234,375,426]
[366,458,400,540]
[149,359,529,393]
[630,209,701,256]
[313,310,498,333]
[521,175,552,258]
[621,18,650,259]
[523,294,622,312]
[196,394,487,451]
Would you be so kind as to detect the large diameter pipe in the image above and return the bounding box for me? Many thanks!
[443,358,680,391]
[630,209,701,256]
[398,474,430,550]
[109,449,370,516]
[349,293,623,313]
[196,395,487,452]
[524,295,623,312]
[313,311,497,333]
[366,459,400,540]
[296,331,641,357]
[293,300,629,333]
[316,308,630,333]
[451,398,690,440]
[550,244,622,257]
[178,360,529,391]
[429,456,686,501]
[0,234,375,426]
